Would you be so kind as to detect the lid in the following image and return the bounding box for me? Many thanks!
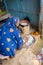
[21,22,28,26]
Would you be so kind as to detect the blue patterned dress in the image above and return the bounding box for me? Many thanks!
[0,16,23,57]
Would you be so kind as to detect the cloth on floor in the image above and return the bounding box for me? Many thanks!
[0,16,23,58]
[23,35,35,48]
[25,35,35,46]
[0,54,9,59]
[3,48,41,65]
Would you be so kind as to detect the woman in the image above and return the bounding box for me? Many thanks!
[0,16,23,57]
